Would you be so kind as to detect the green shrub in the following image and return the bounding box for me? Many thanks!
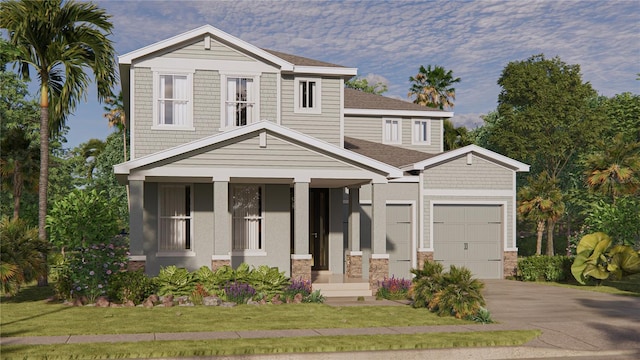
[107,270,157,304]
[430,265,485,319]
[376,276,411,300]
[303,289,325,303]
[156,266,196,296]
[410,261,444,308]
[247,265,290,299]
[517,255,572,282]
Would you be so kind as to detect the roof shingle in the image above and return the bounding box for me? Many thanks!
[344,136,437,168]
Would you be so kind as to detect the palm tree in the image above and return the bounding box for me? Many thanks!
[517,171,565,255]
[103,90,128,162]
[1,0,117,244]
[78,139,106,180]
[408,65,461,110]
[442,119,472,151]
[584,134,640,203]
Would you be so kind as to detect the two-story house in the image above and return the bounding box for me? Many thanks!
[114,25,528,294]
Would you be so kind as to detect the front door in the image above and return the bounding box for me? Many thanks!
[309,188,329,271]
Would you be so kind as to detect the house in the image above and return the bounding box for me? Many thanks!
[114,25,529,294]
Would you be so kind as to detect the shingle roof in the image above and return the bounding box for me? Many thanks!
[344,136,437,168]
[344,88,444,112]
[262,49,346,68]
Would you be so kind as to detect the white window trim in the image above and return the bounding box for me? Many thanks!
[220,73,261,130]
[157,183,195,256]
[231,184,266,255]
[382,117,402,145]
[412,119,431,145]
[152,71,195,130]
[294,77,322,114]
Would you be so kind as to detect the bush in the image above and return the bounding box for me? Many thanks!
[376,276,411,300]
[224,281,256,304]
[247,265,290,299]
[156,266,196,296]
[517,255,572,282]
[283,278,312,301]
[410,261,444,308]
[107,270,156,304]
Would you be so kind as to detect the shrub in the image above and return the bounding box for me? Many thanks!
[156,266,197,296]
[190,283,210,305]
[63,235,129,302]
[224,281,256,304]
[283,278,312,301]
[247,265,290,299]
[193,266,217,293]
[0,217,50,295]
[107,270,156,304]
[303,289,325,303]
[430,265,485,319]
[517,255,572,282]
[410,261,444,308]
[376,276,411,300]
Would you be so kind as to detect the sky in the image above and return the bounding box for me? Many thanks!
[16,0,640,149]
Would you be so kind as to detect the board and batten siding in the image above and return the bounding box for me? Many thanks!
[165,133,357,170]
[133,68,221,157]
[344,115,442,153]
[280,75,342,146]
[161,37,257,62]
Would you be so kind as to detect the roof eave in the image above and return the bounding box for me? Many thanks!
[345,108,453,118]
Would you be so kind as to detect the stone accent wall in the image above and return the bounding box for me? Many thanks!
[211,259,231,271]
[127,260,145,272]
[291,258,312,282]
[417,251,434,270]
[346,254,362,278]
[503,251,518,278]
[369,258,389,293]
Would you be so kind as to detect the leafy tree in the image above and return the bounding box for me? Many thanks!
[517,171,565,255]
[345,76,388,95]
[0,217,50,295]
[75,138,106,181]
[488,54,601,180]
[1,0,118,244]
[103,90,128,162]
[408,65,460,110]
[600,92,640,142]
[443,119,472,150]
[584,197,640,247]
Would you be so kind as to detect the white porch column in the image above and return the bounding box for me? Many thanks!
[348,186,361,252]
[213,179,231,269]
[370,182,389,291]
[292,180,312,281]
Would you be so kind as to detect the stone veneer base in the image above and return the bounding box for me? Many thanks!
[291,258,312,282]
[417,251,434,270]
[346,254,362,278]
[127,260,145,272]
[211,259,231,271]
[368,257,389,294]
[503,251,518,278]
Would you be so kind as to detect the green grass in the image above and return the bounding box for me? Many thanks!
[540,273,640,297]
[1,284,467,338]
[0,330,542,360]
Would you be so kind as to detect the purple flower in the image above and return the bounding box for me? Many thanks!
[106,270,112,275]
[98,284,103,289]
[89,271,95,276]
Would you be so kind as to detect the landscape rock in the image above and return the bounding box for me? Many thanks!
[123,300,135,307]
[162,294,174,307]
[294,293,303,304]
[143,298,155,308]
[203,296,221,306]
[271,294,283,305]
[95,296,110,307]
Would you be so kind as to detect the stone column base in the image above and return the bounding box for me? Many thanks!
[211,258,231,271]
[417,251,434,271]
[369,255,389,294]
[503,251,518,278]
[127,255,146,272]
[346,252,363,278]
[291,255,313,282]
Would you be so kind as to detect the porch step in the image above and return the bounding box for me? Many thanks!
[312,282,372,298]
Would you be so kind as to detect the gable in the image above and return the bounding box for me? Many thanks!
[160,36,258,62]
[423,154,514,190]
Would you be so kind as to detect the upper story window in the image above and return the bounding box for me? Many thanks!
[383,118,402,144]
[153,72,194,129]
[294,78,321,114]
[158,184,194,256]
[412,119,431,145]
[221,74,259,129]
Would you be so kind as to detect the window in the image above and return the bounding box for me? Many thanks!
[232,185,264,251]
[383,118,401,144]
[294,78,321,114]
[225,77,255,128]
[158,184,193,253]
[412,119,431,144]
[154,73,192,128]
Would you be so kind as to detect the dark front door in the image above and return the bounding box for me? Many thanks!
[309,188,329,271]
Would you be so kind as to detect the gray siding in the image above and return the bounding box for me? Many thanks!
[424,155,513,190]
[260,72,278,122]
[168,133,355,170]
[344,115,442,153]
[281,75,342,145]
[162,37,256,62]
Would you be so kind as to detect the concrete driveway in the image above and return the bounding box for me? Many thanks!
[483,279,640,352]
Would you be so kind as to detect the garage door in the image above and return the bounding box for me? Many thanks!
[387,204,412,279]
[433,205,502,279]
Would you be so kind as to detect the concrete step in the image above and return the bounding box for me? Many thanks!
[313,282,372,297]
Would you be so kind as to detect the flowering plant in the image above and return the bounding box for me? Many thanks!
[376,276,411,300]
[223,281,256,304]
[283,278,312,301]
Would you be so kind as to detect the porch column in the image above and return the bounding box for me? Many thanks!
[212,178,231,270]
[346,186,362,278]
[369,182,389,292]
[127,179,146,272]
[291,180,312,281]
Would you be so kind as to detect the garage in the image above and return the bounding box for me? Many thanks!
[386,204,413,279]
[433,204,503,279]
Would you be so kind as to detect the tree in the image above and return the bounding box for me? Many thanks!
[408,65,460,110]
[103,90,128,162]
[517,171,565,255]
[77,139,106,181]
[443,119,472,150]
[489,54,601,180]
[345,76,388,95]
[1,0,118,245]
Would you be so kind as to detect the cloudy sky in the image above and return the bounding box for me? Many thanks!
[33,0,640,148]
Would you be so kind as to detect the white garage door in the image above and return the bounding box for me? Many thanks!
[387,204,412,279]
[433,204,502,279]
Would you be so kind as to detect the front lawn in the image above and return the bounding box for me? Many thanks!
[545,273,640,297]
